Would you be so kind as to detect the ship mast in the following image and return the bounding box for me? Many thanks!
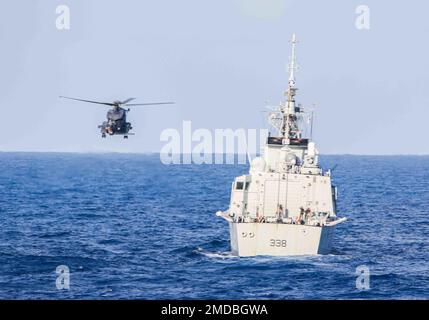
[281,34,300,143]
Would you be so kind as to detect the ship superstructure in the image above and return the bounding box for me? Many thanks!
[216,35,346,256]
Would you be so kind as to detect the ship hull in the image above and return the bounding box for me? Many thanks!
[228,222,336,257]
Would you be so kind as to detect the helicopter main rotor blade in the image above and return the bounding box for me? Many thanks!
[121,98,136,104]
[60,96,116,106]
[124,102,175,106]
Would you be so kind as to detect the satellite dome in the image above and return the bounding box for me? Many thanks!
[286,153,297,165]
[250,157,266,173]
[280,148,297,165]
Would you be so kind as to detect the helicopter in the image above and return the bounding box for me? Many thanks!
[60,96,174,139]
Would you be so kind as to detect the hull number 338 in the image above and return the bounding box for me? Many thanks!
[270,239,287,247]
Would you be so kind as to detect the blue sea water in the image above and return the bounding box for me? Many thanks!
[0,153,428,300]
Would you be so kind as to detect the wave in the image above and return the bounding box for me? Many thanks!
[193,247,238,259]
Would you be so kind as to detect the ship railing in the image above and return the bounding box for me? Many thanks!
[217,210,346,227]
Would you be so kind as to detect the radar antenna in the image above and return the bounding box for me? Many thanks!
[280,34,300,141]
[288,34,299,89]
[266,34,307,142]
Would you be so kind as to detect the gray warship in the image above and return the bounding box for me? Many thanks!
[216,34,347,256]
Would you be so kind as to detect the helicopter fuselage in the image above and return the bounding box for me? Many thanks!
[99,107,133,138]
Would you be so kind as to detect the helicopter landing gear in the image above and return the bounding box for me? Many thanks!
[102,133,106,138]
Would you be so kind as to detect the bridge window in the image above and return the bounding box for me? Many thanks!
[236,182,244,190]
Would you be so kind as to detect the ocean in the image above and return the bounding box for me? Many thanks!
[0,153,428,299]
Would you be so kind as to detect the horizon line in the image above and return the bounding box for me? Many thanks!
[0,150,429,157]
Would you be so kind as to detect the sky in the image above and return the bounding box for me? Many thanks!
[0,0,428,155]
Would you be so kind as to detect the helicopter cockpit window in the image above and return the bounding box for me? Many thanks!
[108,109,125,121]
